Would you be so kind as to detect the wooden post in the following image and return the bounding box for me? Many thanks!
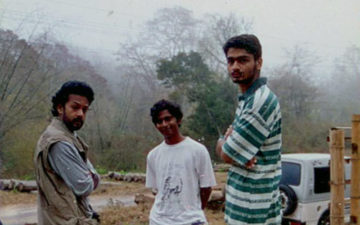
[351,115,360,225]
[329,128,345,225]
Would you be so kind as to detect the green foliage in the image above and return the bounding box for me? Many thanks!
[95,166,108,175]
[157,51,237,157]
[185,78,236,153]
[116,170,128,175]
[99,134,159,172]
[1,119,47,178]
[20,173,36,180]
[281,115,330,153]
[157,51,211,88]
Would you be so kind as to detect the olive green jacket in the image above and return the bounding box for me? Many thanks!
[34,118,98,225]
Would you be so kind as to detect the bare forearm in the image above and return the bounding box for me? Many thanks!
[216,138,233,164]
[215,138,224,158]
[200,187,212,209]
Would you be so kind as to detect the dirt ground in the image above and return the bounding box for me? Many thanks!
[0,172,228,225]
[100,203,226,225]
[99,172,228,225]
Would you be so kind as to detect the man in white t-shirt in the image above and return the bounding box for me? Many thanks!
[146,99,217,225]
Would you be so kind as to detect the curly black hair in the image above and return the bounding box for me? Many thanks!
[51,80,94,116]
[150,99,183,125]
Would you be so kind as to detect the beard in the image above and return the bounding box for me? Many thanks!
[62,115,84,131]
[231,66,259,84]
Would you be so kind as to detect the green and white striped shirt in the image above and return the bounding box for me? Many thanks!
[223,77,282,225]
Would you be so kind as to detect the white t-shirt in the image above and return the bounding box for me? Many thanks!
[146,137,217,225]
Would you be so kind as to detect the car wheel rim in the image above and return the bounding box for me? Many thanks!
[280,190,289,210]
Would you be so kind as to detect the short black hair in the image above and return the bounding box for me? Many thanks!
[150,99,183,125]
[223,34,262,60]
[51,80,94,116]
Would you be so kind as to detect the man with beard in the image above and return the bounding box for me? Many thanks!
[216,34,282,225]
[34,81,100,225]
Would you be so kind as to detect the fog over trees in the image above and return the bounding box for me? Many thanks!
[0,7,359,178]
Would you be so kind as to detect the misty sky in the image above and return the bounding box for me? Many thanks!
[0,0,359,75]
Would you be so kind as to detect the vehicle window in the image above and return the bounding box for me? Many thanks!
[280,162,301,186]
[314,167,330,193]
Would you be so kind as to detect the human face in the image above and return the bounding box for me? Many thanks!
[155,110,181,139]
[57,94,90,132]
[226,48,262,88]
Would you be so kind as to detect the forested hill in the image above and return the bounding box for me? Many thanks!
[1,7,359,179]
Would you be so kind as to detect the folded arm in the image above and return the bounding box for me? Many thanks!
[48,141,99,196]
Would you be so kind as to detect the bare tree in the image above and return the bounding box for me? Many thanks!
[116,6,200,92]
[268,46,319,118]
[145,6,200,58]
[0,30,55,142]
[320,46,360,123]
[113,6,201,138]
[267,46,329,153]
[198,13,253,74]
[0,28,115,175]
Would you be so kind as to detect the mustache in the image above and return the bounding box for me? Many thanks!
[231,71,243,76]
[72,117,83,123]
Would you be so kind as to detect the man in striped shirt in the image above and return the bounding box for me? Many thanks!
[216,34,282,225]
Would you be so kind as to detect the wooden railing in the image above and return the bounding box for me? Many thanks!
[329,114,360,225]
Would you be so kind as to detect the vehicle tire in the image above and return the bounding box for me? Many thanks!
[281,219,289,225]
[279,184,297,216]
[317,210,330,225]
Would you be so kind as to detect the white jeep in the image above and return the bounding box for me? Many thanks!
[280,153,351,225]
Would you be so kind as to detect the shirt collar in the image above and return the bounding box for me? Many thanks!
[238,77,267,101]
